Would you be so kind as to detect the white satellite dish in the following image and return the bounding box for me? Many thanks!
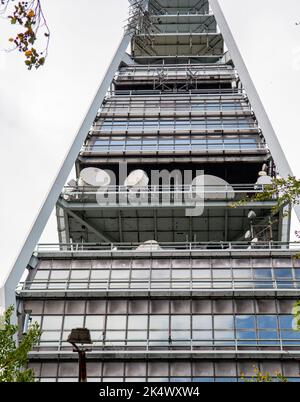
[136,240,162,251]
[247,210,256,220]
[124,170,149,188]
[244,230,252,240]
[258,171,267,177]
[190,175,235,200]
[78,167,111,188]
[256,175,272,185]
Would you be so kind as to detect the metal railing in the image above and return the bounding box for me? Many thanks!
[111,88,245,98]
[82,142,267,154]
[93,122,259,133]
[31,337,300,353]
[60,183,274,205]
[34,241,300,253]
[98,109,252,117]
[17,278,300,293]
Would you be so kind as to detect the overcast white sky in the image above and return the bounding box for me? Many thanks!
[0,0,300,285]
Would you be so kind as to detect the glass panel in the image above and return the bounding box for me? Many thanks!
[171,315,190,330]
[257,315,277,329]
[128,315,148,330]
[214,315,234,330]
[42,316,63,330]
[106,316,126,330]
[85,316,105,330]
[192,316,212,330]
[150,315,169,330]
[236,315,255,329]
[63,316,84,330]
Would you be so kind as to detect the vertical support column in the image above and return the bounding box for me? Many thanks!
[279,205,292,245]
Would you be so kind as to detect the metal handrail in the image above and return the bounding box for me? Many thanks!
[32,337,300,353]
[82,142,267,153]
[18,278,300,292]
[63,183,269,193]
[34,241,300,253]
[60,183,274,205]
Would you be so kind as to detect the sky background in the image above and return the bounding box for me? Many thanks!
[0,0,300,285]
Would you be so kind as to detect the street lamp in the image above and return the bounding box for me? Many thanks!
[67,328,92,382]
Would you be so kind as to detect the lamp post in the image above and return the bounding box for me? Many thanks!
[67,328,92,382]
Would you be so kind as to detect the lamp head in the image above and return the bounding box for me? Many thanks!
[67,328,92,345]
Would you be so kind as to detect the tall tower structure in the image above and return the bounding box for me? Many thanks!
[12,0,300,381]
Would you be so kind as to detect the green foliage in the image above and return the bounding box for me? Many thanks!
[0,306,41,382]
[292,301,300,331]
[241,366,288,382]
[231,175,300,214]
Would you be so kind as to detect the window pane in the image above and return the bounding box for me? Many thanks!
[128,315,148,330]
[236,315,255,329]
[171,315,190,330]
[150,316,169,330]
[85,316,105,330]
[106,316,126,330]
[214,315,234,330]
[42,316,63,330]
[257,316,277,329]
[192,316,212,330]
[63,316,84,330]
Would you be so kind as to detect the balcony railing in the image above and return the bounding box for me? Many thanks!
[30,338,300,353]
[82,142,267,154]
[17,278,300,293]
[60,183,274,206]
[34,241,300,253]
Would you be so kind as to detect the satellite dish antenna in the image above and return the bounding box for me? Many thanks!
[124,170,149,188]
[247,210,256,220]
[256,175,272,185]
[251,237,258,243]
[244,230,252,240]
[190,175,235,201]
[136,240,161,251]
[78,167,111,189]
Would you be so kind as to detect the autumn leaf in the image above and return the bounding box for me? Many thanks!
[27,10,35,18]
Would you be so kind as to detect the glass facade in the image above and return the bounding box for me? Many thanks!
[25,257,300,291]
[24,297,299,350]
[87,134,260,154]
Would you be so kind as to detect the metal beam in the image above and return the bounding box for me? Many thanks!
[121,52,137,66]
[57,200,278,210]
[209,0,300,222]
[66,210,115,243]
[278,206,291,243]
[1,31,132,310]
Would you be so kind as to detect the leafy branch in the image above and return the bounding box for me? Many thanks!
[0,305,41,382]
[1,0,50,69]
[230,175,300,216]
[241,366,288,382]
